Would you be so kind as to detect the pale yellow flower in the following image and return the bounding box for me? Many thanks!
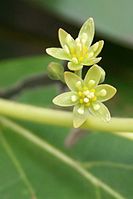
[46,18,104,71]
[53,65,116,128]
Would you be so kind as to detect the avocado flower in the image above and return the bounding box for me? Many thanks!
[53,65,116,128]
[46,18,104,71]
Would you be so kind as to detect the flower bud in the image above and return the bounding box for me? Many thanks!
[47,62,64,82]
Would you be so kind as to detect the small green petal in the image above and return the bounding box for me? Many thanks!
[68,62,83,71]
[83,57,102,66]
[84,64,102,87]
[64,72,84,91]
[78,18,94,47]
[95,84,117,102]
[73,105,88,128]
[89,102,111,122]
[53,92,76,107]
[58,28,75,48]
[46,48,69,60]
[89,40,104,57]
[58,28,68,48]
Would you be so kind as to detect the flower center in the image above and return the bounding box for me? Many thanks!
[70,80,101,115]
[71,86,97,115]
[71,81,97,106]
[65,34,90,64]
[78,86,97,107]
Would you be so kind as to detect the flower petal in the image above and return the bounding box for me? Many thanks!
[95,84,117,102]
[84,64,102,88]
[53,92,76,107]
[89,102,111,122]
[46,48,69,60]
[89,40,104,57]
[83,57,102,66]
[64,72,84,91]
[78,18,94,47]
[58,28,69,48]
[58,28,74,49]
[68,62,83,71]
[73,105,88,128]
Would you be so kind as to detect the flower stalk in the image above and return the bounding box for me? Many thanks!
[0,98,133,133]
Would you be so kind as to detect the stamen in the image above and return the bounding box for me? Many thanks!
[87,92,95,98]
[79,99,83,104]
[84,97,89,103]
[76,81,82,89]
[71,95,77,102]
[83,86,88,91]
[78,107,84,114]
[93,104,100,111]
[99,89,107,97]
[92,96,97,102]
[88,80,95,87]
[90,89,95,92]
[83,90,90,96]
[86,102,90,107]
[72,57,78,64]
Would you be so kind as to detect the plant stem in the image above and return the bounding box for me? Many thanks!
[1,117,125,199]
[0,98,133,133]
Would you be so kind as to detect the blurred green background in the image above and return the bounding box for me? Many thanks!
[0,0,133,116]
[0,1,133,199]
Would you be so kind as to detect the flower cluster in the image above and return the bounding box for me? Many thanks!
[46,18,104,71]
[46,18,117,128]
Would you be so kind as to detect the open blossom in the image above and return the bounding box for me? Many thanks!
[46,18,104,71]
[53,65,116,128]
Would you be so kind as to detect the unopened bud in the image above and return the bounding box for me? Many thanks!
[47,62,64,82]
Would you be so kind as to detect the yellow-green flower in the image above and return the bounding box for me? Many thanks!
[46,18,104,71]
[53,65,116,128]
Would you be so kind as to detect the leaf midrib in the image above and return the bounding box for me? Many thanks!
[0,117,127,199]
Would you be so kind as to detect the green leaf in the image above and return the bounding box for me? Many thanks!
[0,55,133,198]
[0,55,52,87]
[0,131,36,199]
[1,118,133,199]
[29,0,133,48]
